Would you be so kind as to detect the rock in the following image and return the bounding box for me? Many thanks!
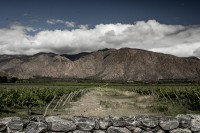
[25,121,48,133]
[0,117,21,132]
[191,119,200,131]
[95,119,100,129]
[72,116,95,131]
[156,130,165,133]
[159,119,179,130]
[176,114,191,128]
[189,114,200,120]
[133,127,142,133]
[130,121,141,127]
[46,116,76,132]
[22,118,30,127]
[71,130,92,133]
[0,123,6,132]
[7,120,23,132]
[170,128,192,133]
[99,118,111,129]
[107,126,131,133]
[29,116,46,123]
[0,117,21,125]
[111,117,129,127]
[93,130,106,133]
[142,118,158,128]
[126,126,136,131]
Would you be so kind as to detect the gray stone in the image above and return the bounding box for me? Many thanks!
[72,130,92,133]
[0,123,6,132]
[126,125,136,130]
[191,119,200,131]
[156,130,165,133]
[72,116,95,131]
[46,116,76,132]
[29,116,45,123]
[111,117,130,127]
[25,121,48,133]
[142,118,158,128]
[189,114,200,120]
[176,114,191,128]
[93,130,106,133]
[130,121,141,126]
[95,119,100,129]
[22,118,30,127]
[107,126,131,133]
[0,117,21,125]
[133,127,142,133]
[7,120,23,132]
[0,116,21,132]
[159,119,179,130]
[99,119,111,129]
[170,128,192,133]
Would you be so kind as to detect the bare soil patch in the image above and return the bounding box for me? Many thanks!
[60,87,156,118]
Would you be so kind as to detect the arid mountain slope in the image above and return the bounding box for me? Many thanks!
[0,48,200,81]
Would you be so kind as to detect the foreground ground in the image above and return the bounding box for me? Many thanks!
[60,87,156,118]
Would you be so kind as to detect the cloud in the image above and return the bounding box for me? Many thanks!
[65,21,76,27]
[78,24,89,30]
[46,19,76,27]
[0,20,200,58]
[46,19,65,25]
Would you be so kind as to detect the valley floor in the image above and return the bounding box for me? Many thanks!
[61,87,156,118]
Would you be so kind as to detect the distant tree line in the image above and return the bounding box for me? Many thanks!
[0,76,18,83]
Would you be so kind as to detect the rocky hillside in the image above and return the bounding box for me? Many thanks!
[0,48,200,81]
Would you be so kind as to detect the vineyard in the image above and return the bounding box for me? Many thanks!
[110,86,200,113]
[0,86,89,117]
[0,84,200,117]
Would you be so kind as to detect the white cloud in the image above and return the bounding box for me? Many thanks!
[65,21,76,27]
[46,19,64,25]
[47,19,76,28]
[0,20,200,58]
[78,24,89,30]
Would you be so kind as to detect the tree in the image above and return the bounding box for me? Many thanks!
[10,77,18,83]
[1,76,8,83]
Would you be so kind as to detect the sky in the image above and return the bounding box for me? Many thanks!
[0,0,200,58]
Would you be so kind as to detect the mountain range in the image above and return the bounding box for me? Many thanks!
[0,48,200,81]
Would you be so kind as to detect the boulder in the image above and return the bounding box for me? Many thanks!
[72,116,96,131]
[176,115,191,128]
[159,119,179,130]
[93,130,106,133]
[110,117,130,127]
[71,130,92,133]
[191,119,200,131]
[0,116,21,132]
[25,121,48,133]
[170,128,192,133]
[99,118,111,129]
[46,116,76,132]
[133,127,142,133]
[107,126,131,133]
[142,118,158,128]
[7,120,23,132]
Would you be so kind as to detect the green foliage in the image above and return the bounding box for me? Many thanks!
[110,86,200,112]
[0,86,83,115]
[0,76,8,83]
[150,104,168,112]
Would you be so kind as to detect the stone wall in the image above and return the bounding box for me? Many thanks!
[0,114,200,133]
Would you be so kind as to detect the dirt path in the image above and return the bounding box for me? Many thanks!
[62,87,155,118]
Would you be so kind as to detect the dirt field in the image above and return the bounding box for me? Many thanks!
[61,87,156,118]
